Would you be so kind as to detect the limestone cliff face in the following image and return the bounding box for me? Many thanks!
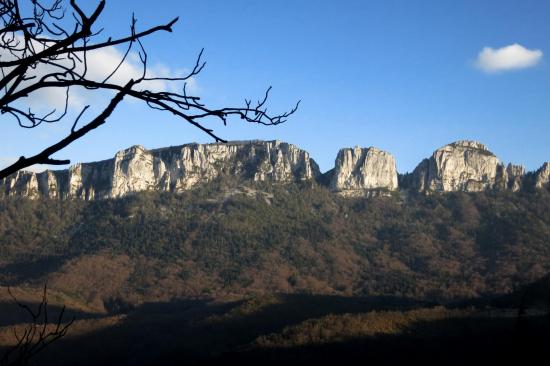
[329,147,398,196]
[0,140,320,200]
[410,140,525,193]
[111,145,157,197]
[152,140,319,194]
[2,171,40,199]
[1,139,546,200]
[38,170,61,199]
[534,162,550,189]
[505,164,525,192]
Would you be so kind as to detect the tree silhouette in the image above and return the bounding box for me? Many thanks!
[0,285,73,366]
[0,0,298,179]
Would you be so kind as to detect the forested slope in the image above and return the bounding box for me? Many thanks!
[1,181,550,307]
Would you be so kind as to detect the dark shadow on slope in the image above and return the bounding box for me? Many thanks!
[28,294,430,365]
[448,272,550,312]
[3,286,549,366]
[224,314,550,366]
[0,256,68,286]
[0,300,101,327]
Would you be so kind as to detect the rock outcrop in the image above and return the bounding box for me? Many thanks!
[534,162,550,189]
[0,140,320,200]
[505,163,525,192]
[1,139,547,200]
[409,140,525,193]
[328,147,398,196]
[2,171,40,199]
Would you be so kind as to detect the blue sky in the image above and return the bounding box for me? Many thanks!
[2,0,550,173]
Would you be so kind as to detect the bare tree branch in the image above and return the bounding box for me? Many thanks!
[0,79,133,177]
[0,285,74,366]
[0,0,298,180]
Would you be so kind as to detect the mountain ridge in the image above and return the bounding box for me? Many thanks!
[1,139,549,199]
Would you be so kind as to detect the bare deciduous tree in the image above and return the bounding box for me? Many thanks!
[1,285,73,366]
[0,0,299,179]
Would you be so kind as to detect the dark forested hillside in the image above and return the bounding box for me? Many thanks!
[1,181,550,306]
[2,181,550,365]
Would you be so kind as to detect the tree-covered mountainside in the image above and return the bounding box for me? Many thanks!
[1,180,550,307]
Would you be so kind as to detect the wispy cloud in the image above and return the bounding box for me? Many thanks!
[30,47,198,110]
[0,37,199,114]
[475,44,543,73]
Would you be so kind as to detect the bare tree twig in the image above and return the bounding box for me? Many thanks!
[0,0,298,180]
[0,285,74,366]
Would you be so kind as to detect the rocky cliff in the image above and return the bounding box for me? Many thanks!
[328,147,398,196]
[0,140,320,200]
[1,139,548,200]
[407,140,527,193]
[506,163,525,192]
[534,162,550,189]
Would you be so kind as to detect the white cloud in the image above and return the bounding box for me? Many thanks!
[475,44,543,73]
[28,46,197,109]
[0,36,199,115]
